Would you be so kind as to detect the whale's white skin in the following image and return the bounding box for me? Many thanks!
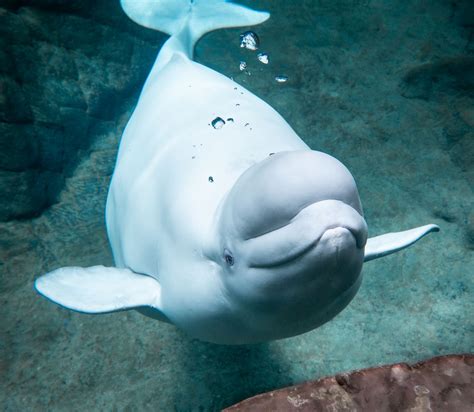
[35,0,439,344]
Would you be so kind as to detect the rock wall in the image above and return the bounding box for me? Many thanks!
[0,0,163,220]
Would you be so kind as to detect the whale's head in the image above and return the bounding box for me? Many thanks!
[211,150,368,342]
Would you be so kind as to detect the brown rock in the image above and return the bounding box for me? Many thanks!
[224,355,474,412]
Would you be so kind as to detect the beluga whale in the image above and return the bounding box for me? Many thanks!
[35,0,439,344]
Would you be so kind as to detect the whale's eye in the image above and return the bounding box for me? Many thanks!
[224,249,234,266]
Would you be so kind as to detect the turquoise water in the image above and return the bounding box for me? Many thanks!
[1,0,473,410]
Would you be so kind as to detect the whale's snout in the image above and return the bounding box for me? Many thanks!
[306,199,368,250]
[289,198,368,261]
[322,227,361,252]
[321,216,368,251]
[317,226,363,271]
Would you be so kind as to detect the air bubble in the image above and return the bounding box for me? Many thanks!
[211,117,225,129]
[240,31,260,51]
[275,75,288,83]
[257,52,269,64]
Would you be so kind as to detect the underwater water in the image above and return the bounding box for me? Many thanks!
[1,0,473,410]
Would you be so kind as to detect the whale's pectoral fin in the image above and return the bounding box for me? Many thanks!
[35,265,166,318]
[364,224,440,262]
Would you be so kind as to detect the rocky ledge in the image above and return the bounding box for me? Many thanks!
[225,355,474,411]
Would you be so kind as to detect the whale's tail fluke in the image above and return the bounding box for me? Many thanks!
[120,0,269,56]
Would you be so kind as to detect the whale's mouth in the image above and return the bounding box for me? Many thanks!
[244,200,368,270]
[249,226,361,269]
[249,238,316,269]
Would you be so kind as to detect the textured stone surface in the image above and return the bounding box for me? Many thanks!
[225,354,474,411]
[0,0,164,220]
[0,0,473,411]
